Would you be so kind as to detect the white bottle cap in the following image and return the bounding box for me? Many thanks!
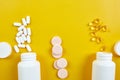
[21,52,36,61]
[0,42,12,58]
[96,52,112,61]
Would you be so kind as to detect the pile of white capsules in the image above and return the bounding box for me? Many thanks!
[13,16,32,53]
[51,36,68,79]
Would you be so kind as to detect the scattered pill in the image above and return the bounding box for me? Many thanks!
[90,32,96,36]
[13,22,22,27]
[27,28,31,36]
[52,45,63,55]
[22,18,27,26]
[14,45,19,53]
[26,16,30,24]
[53,60,60,69]
[88,22,93,26]
[18,25,25,31]
[0,42,12,58]
[51,36,62,45]
[23,28,27,36]
[16,31,23,37]
[89,26,96,31]
[26,35,31,43]
[57,69,68,79]
[26,44,32,52]
[52,53,62,59]
[90,37,97,42]
[101,25,107,32]
[21,34,27,41]
[114,41,120,56]
[56,58,68,69]
[16,37,21,44]
[19,37,25,44]
[100,46,106,52]
[96,37,101,44]
[18,44,26,48]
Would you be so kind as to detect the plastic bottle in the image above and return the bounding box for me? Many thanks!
[92,52,116,80]
[18,52,41,80]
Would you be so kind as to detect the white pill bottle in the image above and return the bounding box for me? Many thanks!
[18,52,41,80]
[92,52,116,80]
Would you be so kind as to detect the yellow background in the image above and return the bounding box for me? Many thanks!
[0,0,120,80]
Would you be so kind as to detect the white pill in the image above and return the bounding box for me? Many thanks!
[14,45,19,53]
[26,44,32,52]
[53,60,59,69]
[22,18,27,26]
[26,16,30,24]
[23,28,27,36]
[13,22,22,27]
[26,35,31,43]
[0,42,12,58]
[52,53,62,59]
[52,45,63,55]
[16,37,21,44]
[114,41,120,56]
[27,28,31,36]
[19,37,25,44]
[56,58,68,69]
[18,25,25,31]
[57,69,68,79]
[51,36,62,45]
[16,31,23,37]
[18,44,26,48]
[21,34,27,41]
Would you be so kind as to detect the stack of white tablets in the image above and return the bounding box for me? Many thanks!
[114,41,120,56]
[51,36,68,79]
[13,16,32,53]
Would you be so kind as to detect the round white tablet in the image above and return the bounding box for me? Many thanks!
[52,53,62,59]
[114,41,120,56]
[53,60,59,69]
[57,69,68,79]
[56,58,68,69]
[51,36,62,45]
[52,45,63,55]
[0,42,12,58]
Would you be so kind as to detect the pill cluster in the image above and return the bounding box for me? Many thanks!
[13,16,32,53]
[88,18,108,51]
[51,36,68,79]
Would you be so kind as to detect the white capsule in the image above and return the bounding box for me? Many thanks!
[114,41,120,56]
[26,16,30,24]
[16,31,23,37]
[18,25,25,31]
[26,35,31,43]
[56,58,68,69]
[18,44,26,48]
[13,22,22,27]
[23,28,27,36]
[51,36,62,45]
[26,44,32,52]
[19,37,25,44]
[14,45,19,53]
[27,28,31,36]
[21,34,27,41]
[57,69,68,79]
[22,18,27,26]
[16,37,21,44]
[52,45,63,55]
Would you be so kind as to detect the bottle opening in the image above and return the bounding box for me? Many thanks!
[21,52,36,61]
[96,52,112,61]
